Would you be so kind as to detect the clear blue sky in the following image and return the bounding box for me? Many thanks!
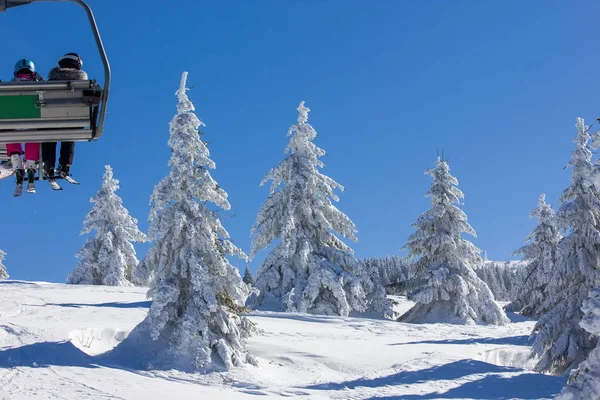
[1,0,599,282]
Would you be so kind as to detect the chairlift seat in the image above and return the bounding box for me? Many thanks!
[0,80,102,142]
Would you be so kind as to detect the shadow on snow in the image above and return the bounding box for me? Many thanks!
[391,335,533,347]
[45,301,152,309]
[304,359,518,391]
[0,341,99,369]
[367,370,565,399]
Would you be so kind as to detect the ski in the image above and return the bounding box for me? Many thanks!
[13,184,23,197]
[47,178,63,191]
[61,174,79,185]
[13,170,24,197]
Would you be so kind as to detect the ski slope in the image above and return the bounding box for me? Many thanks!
[0,281,565,399]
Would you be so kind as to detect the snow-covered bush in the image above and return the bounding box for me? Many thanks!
[532,118,600,375]
[122,72,255,371]
[399,157,508,325]
[251,101,383,317]
[505,194,560,317]
[68,165,147,286]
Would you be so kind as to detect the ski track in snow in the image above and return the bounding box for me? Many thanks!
[0,282,566,399]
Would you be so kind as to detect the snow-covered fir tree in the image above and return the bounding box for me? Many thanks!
[505,194,560,317]
[532,118,600,375]
[124,72,255,371]
[399,157,508,325]
[0,250,8,280]
[67,165,147,286]
[242,266,256,287]
[556,288,600,399]
[251,101,389,317]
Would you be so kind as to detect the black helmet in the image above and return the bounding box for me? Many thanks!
[58,53,83,70]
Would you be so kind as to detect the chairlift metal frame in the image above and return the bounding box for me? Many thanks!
[0,0,110,161]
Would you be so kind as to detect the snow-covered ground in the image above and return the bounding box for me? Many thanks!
[0,281,565,399]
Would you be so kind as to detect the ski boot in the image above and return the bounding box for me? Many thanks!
[44,162,55,179]
[25,160,36,193]
[11,154,25,197]
[56,164,70,178]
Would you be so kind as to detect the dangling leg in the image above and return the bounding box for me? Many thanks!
[57,141,74,177]
[24,143,39,194]
[7,144,24,183]
[42,142,57,178]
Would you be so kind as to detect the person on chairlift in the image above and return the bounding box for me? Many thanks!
[6,59,43,187]
[42,53,88,179]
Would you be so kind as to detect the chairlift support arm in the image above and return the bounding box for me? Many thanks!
[0,0,110,139]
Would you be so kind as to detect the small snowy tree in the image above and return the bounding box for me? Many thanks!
[505,194,560,317]
[399,157,508,325]
[124,72,255,371]
[67,165,147,286]
[532,118,600,375]
[0,250,8,280]
[243,266,256,286]
[251,101,382,317]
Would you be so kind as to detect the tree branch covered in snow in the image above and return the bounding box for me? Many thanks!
[68,165,147,286]
[532,118,600,375]
[129,72,255,371]
[399,157,508,325]
[251,102,389,317]
[0,250,7,280]
[505,194,561,317]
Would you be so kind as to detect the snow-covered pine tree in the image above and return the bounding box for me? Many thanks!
[0,250,8,280]
[555,289,600,399]
[399,157,508,325]
[532,118,600,375]
[67,165,147,286]
[123,72,255,371]
[251,101,383,317]
[505,194,560,317]
[243,266,256,286]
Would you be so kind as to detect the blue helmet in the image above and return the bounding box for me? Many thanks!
[14,59,35,75]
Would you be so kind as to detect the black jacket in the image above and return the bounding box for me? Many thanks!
[48,67,88,81]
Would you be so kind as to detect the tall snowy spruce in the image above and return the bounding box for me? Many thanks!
[0,250,7,280]
[399,157,508,325]
[251,102,388,317]
[67,165,147,286]
[505,194,560,318]
[123,72,255,371]
[532,118,600,375]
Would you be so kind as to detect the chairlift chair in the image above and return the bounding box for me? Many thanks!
[0,0,110,162]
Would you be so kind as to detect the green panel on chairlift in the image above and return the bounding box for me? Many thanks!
[0,95,41,120]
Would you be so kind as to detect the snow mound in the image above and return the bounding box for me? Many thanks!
[477,346,536,370]
[69,327,128,356]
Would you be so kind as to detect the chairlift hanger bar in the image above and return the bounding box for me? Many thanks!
[0,0,110,139]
